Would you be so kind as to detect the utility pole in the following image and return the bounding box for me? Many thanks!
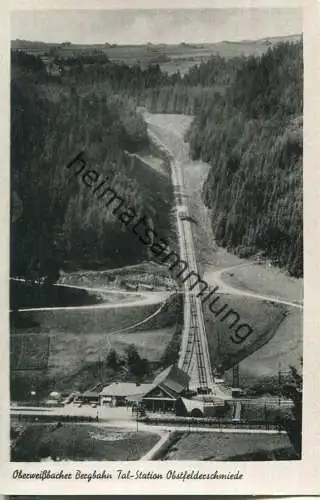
[136,405,139,432]
[278,362,282,414]
[233,364,240,388]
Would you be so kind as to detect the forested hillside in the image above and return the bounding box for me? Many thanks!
[11,52,174,279]
[11,39,303,279]
[143,55,243,114]
[187,41,303,277]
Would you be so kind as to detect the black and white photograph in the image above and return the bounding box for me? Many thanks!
[10,6,303,465]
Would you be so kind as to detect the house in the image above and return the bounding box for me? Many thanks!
[99,364,190,412]
[140,364,190,413]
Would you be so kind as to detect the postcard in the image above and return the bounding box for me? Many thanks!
[1,0,319,495]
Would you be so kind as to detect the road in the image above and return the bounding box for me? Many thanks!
[11,407,286,436]
[11,278,170,312]
[205,265,303,310]
[11,277,173,351]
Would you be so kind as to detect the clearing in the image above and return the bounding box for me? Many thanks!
[218,264,303,304]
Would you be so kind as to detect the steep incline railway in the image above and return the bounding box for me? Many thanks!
[147,126,214,393]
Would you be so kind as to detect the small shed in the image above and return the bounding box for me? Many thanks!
[78,390,100,404]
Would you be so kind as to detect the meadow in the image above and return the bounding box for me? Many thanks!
[162,431,297,460]
[12,422,159,461]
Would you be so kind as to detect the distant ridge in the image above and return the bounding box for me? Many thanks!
[11,33,302,49]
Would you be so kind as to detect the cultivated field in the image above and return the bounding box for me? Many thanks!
[12,35,302,75]
[162,431,297,460]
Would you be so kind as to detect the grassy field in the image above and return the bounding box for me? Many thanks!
[111,326,176,361]
[221,264,303,303]
[163,431,297,460]
[11,334,50,371]
[203,295,288,373]
[11,292,181,397]
[11,422,159,461]
[12,302,160,336]
[228,308,302,388]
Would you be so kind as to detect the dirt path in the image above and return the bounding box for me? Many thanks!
[204,264,303,309]
[16,281,170,313]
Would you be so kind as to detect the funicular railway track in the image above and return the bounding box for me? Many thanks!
[173,163,213,392]
[180,294,197,374]
[147,125,214,394]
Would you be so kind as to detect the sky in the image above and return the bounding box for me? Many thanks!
[11,8,302,45]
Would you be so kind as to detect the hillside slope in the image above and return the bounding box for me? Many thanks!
[11,52,174,279]
[187,41,303,277]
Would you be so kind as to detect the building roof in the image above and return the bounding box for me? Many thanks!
[100,382,153,397]
[152,364,190,396]
[100,365,189,401]
[81,391,101,398]
[142,365,190,399]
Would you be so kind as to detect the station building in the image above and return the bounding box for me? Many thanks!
[139,364,190,413]
[100,364,190,412]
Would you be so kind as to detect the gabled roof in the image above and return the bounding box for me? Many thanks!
[143,384,177,400]
[100,365,189,401]
[100,382,153,397]
[153,365,172,386]
[162,377,185,395]
[153,364,190,388]
[144,365,190,399]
